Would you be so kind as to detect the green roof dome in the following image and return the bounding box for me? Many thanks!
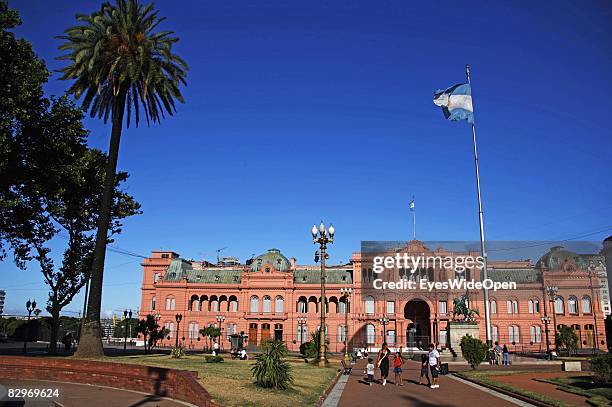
[538,246,586,270]
[250,248,291,272]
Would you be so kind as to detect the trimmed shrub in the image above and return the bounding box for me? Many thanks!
[460,334,487,369]
[251,340,293,390]
[204,355,224,363]
[590,353,612,384]
[170,345,185,358]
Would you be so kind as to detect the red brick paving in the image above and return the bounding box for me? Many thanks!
[338,359,517,407]
[491,372,590,406]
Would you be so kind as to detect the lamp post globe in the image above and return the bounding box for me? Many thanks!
[311,221,335,367]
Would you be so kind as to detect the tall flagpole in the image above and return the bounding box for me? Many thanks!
[466,64,492,346]
[412,198,416,240]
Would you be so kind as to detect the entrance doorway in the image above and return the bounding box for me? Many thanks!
[249,323,258,346]
[261,323,271,342]
[274,323,283,341]
[404,299,431,348]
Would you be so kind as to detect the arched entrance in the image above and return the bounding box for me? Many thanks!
[404,299,430,349]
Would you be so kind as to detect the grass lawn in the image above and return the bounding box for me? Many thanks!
[109,353,339,406]
[537,375,612,407]
[455,370,570,407]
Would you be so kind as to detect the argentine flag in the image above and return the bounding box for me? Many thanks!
[433,83,474,124]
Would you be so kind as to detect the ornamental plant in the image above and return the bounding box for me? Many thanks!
[460,334,487,369]
[251,340,293,390]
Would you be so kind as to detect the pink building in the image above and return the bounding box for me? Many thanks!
[140,242,608,352]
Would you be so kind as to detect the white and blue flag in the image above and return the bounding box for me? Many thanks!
[433,83,474,124]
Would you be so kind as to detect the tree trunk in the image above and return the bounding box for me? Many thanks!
[75,89,127,358]
[49,310,60,355]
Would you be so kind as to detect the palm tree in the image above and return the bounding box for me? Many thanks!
[58,0,188,357]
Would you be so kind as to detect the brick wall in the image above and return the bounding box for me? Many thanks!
[0,356,215,407]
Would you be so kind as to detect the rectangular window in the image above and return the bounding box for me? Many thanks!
[386,301,395,314]
[439,301,447,315]
[386,330,396,345]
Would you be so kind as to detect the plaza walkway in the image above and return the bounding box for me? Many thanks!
[0,379,194,407]
[335,359,530,407]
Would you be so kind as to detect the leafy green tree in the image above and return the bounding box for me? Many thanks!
[136,314,168,353]
[199,326,221,352]
[0,2,141,354]
[57,0,188,357]
[556,325,579,356]
[0,0,54,267]
[251,340,293,390]
[460,335,487,369]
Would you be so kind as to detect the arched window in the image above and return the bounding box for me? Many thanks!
[190,295,200,311]
[297,323,308,343]
[339,298,347,314]
[250,296,259,313]
[507,299,518,314]
[490,300,497,314]
[365,295,375,315]
[492,325,499,342]
[229,296,238,312]
[188,322,199,339]
[529,325,541,343]
[263,296,271,313]
[554,296,564,314]
[366,323,376,344]
[168,322,175,338]
[528,299,540,313]
[275,296,284,313]
[582,296,592,314]
[165,296,175,311]
[210,296,219,312]
[568,296,578,314]
[298,297,307,313]
[508,325,520,343]
[150,296,156,310]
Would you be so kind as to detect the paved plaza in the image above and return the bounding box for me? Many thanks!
[333,359,532,407]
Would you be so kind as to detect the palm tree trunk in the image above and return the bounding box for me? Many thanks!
[75,89,127,357]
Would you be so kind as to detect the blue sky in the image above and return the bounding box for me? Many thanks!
[2,0,611,316]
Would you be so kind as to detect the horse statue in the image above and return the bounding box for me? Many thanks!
[452,295,480,322]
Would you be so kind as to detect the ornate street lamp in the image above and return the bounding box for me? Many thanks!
[546,286,558,352]
[216,314,226,349]
[378,315,390,344]
[312,221,334,367]
[123,309,132,353]
[23,299,37,354]
[175,313,183,347]
[540,315,551,358]
[297,317,307,345]
[340,287,352,360]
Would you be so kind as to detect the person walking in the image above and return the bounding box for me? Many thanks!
[494,341,502,365]
[365,358,375,386]
[393,351,404,386]
[418,353,431,386]
[428,343,440,389]
[376,342,391,386]
[502,344,509,366]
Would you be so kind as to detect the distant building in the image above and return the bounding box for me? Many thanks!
[100,318,114,339]
[140,242,609,353]
[0,290,5,315]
